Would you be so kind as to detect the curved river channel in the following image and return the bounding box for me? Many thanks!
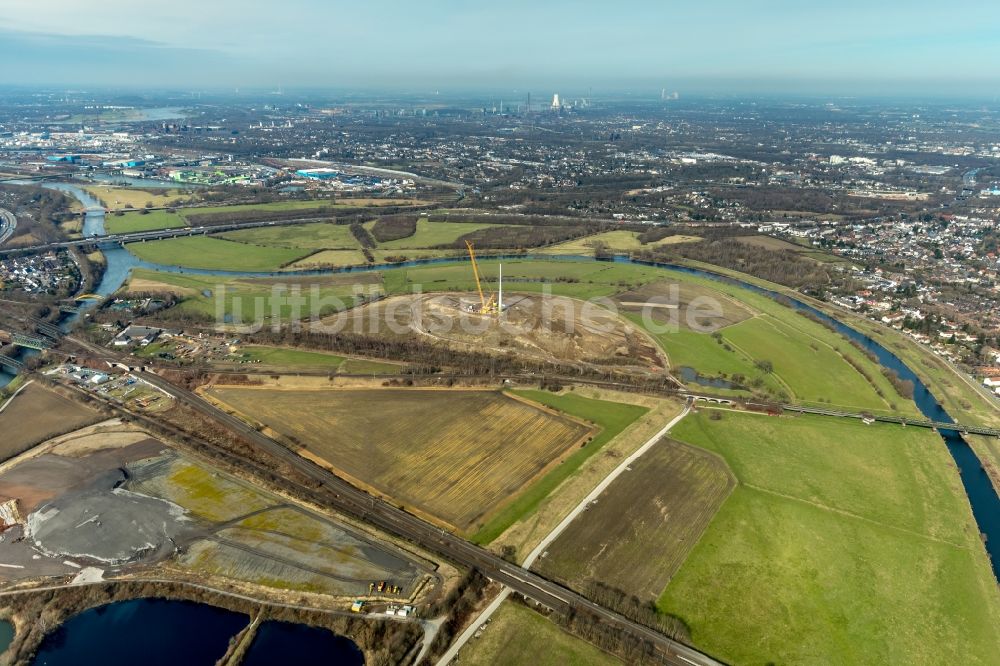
[30,183,1000,577]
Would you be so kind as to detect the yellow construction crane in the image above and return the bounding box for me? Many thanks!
[465,241,497,315]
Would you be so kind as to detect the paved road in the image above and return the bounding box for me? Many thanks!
[438,404,693,665]
[0,208,16,246]
[0,214,341,255]
[61,336,721,666]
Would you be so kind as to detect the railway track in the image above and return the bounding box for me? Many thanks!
[59,335,721,665]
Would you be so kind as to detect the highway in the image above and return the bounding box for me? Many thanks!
[0,214,342,256]
[0,208,16,246]
[61,335,722,666]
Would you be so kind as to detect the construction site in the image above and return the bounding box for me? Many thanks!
[320,243,667,376]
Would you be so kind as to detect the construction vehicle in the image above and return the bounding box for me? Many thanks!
[465,241,500,316]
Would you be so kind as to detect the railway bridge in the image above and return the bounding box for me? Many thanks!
[8,332,53,350]
[772,404,1000,437]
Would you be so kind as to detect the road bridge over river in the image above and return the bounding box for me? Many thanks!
[0,208,16,246]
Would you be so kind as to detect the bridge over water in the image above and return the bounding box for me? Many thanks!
[686,394,1000,437]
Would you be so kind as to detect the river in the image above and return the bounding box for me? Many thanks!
[631,257,1000,573]
[28,183,1000,575]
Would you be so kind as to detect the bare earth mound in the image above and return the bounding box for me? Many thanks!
[320,292,666,375]
[205,387,595,532]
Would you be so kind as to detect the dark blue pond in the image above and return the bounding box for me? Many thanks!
[679,366,740,390]
[242,621,364,666]
[32,599,248,666]
[0,620,13,654]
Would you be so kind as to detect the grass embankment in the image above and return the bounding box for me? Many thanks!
[234,346,401,374]
[456,601,621,666]
[672,258,1000,491]
[84,185,192,210]
[106,210,188,234]
[125,268,377,321]
[658,410,1000,665]
[128,236,311,271]
[382,258,668,300]
[220,222,359,249]
[628,267,921,415]
[471,390,648,544]
[542,229,700,255]
[371,219,496,249]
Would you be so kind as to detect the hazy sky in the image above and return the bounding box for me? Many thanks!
[2,0,999,94]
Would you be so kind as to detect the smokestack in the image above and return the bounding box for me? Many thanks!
[498,263,503,317]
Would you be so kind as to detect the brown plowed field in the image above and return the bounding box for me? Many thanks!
[205,387,594,533]
[0,383,99,462]
[534,438,735,600]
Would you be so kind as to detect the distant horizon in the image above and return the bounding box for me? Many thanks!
[3,84,1000,105]
[2,1,1000,96]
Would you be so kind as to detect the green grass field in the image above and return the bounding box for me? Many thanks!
[625,319,783,392]
[722,315,894,410]
[236,346,347,367]
[288,250,370,268]
[456,601,621,666]
[220,222,360,249]
[126,269,377,321]
[128,236,311,271]
[231,346,401,373]
[382,258,668,300]
[374,219,496,249]
[106,210,188,234]
[618,266,920,413]
[543,230,701,255]
[657,410,1000,665]
[472,390,648,544]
